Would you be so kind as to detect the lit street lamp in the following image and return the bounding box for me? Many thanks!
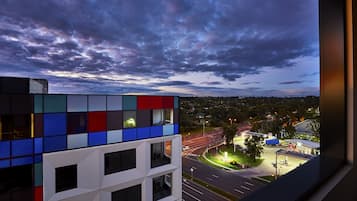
[228,118,237,125]
[190,167,195,180]
[202,120,208,136]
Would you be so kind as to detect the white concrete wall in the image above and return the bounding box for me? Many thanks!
[43,135,182,201]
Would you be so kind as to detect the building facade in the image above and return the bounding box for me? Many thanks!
[0,77,182,201]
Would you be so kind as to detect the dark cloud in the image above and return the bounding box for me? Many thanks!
[200,81,222,85]
[300,72,319,77]
[153,81,192,86]
[0,0,319,96]
[241,81,260,85]
[279,81,303,85]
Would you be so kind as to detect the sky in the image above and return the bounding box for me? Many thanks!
[0,0,319,97]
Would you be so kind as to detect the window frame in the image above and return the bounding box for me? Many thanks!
[243,0,352,200]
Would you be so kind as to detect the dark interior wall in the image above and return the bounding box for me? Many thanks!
[322,1,357,201]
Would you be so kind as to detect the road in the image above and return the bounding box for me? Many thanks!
[182,178,228,201]
[182,157,265,200]
[182,128,224,156]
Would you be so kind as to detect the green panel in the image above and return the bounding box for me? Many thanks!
[123,96,137,110]
[34,162,43,186]
[34,95,43,113]
[44,95,66,113]
[174,97,179,109]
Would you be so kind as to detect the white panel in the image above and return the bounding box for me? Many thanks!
[67,95,88,112]
[88,96,106,111]
[107,96,122,111]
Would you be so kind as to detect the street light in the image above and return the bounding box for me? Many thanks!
[190,167,195,180]
[202,120,208,136]
[228,118,237,125]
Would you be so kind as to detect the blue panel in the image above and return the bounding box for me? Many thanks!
[123,96,137,110]
[34,154,42,163]
[0,141,10,159]
[137,127,150,139]
[34,163,43,186]
[12,156,33,166]
[34,95,43,113]
[174,124,179,134]
[150,126,163,138]
[163,124,174,136]
[68,133,88,149]
[44,135,67,152]
[44,95,66,113]
[44,113,67,136]
[12,139,33,157]
[0,160,10,168]
[88,132,107,146]
[123,128,137,141]
[34,138,43,154]
[174,97,179,109]
[107,130,122,144]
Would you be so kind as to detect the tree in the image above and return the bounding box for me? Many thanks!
[310,118,320,138]
[244,136,264,161]
[223,123,237,145]
[285,122,296,139]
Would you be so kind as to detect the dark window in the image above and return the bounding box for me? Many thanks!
[137,110,151,127]
[55,165,77,193]
[105,149,136,175]
[107,111,123,130]
[112,184,141,201]
[67,112,88,134]
[153,174,172,201]
[0,165,33,201]
[151,142,171,168]
[0,114,31,140]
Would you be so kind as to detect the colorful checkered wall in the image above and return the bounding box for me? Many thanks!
[0,95,179,168]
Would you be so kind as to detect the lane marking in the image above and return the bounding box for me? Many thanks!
[183,190,201,201]
[234,189,245,194]
[240,185,251,191]
[183,183,203,195]
[212,174,219,178]
[206,177,214,181]
[244,181,254,186]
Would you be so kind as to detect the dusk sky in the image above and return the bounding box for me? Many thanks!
[0,0,319,97]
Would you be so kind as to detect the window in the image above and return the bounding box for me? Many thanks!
[152,109,173,125]
[243,1,350,200]
[153,173,172,201]
[123,111,136,128]
[0,164,33,201]
[151,141,171,168]
[104,149,136,175]
[0,114,31,140]
[67,112,87,134]
[112,184,141,201]
[55,165,77,193]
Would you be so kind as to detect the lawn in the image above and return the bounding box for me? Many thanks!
[204,145,263,170]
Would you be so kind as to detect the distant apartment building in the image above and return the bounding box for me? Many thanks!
[0,77,182,201]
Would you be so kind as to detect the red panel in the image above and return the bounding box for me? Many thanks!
[88,112,107,132]
[137,96,151,110]
[151,96,163,109]
[163,96,174,108]
[34,186,43,201]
